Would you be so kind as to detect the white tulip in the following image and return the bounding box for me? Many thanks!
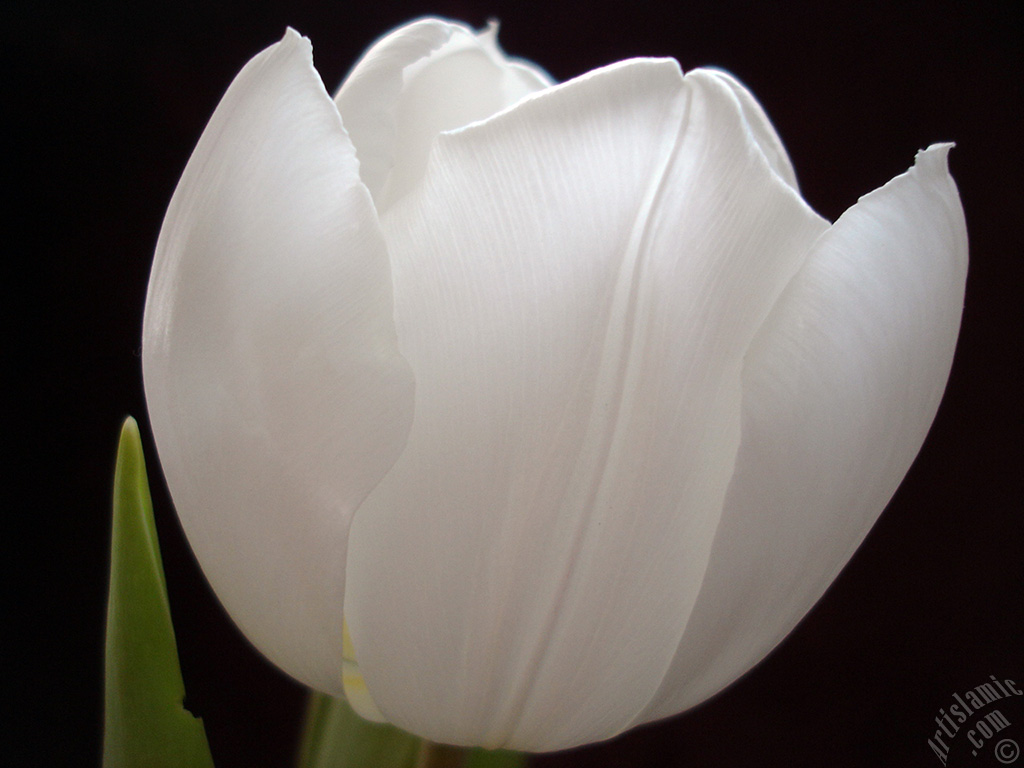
[143,18,967,752]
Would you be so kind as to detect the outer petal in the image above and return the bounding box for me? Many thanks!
[635,144,967,724]
[343,61,827,750]
[142,30,414,693]
[334,18,553,210]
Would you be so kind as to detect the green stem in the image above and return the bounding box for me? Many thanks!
[295,692,420,768]
[416,742,467,768]
[295,692,331,768]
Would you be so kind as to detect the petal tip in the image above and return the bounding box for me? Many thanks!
[273,27,314,70]
[281,26,310,48]
[480,17,501,42]
[915,142,955,173]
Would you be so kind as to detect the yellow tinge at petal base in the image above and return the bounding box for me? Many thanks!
[342,619,386,723]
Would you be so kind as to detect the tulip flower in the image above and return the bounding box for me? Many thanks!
[142,18,967,752]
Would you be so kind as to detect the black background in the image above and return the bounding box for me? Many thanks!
[7,0,1023,766]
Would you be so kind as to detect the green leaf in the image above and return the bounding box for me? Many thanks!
[102,417,215,768]
[297,692,420,768]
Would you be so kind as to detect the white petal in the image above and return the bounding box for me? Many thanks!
[704,68,799,190]
[334,18,553,210]
[635,144,967,724]
[142,30,414,694]
[343,61,827,750]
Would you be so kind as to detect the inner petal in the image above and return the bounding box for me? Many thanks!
[334,18,552,211]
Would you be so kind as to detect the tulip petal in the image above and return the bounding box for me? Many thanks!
[343,61,827,750]
[334,18,553,211]
[634,144,967,724]
[705,69,799,190]
[142,30,414,694]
